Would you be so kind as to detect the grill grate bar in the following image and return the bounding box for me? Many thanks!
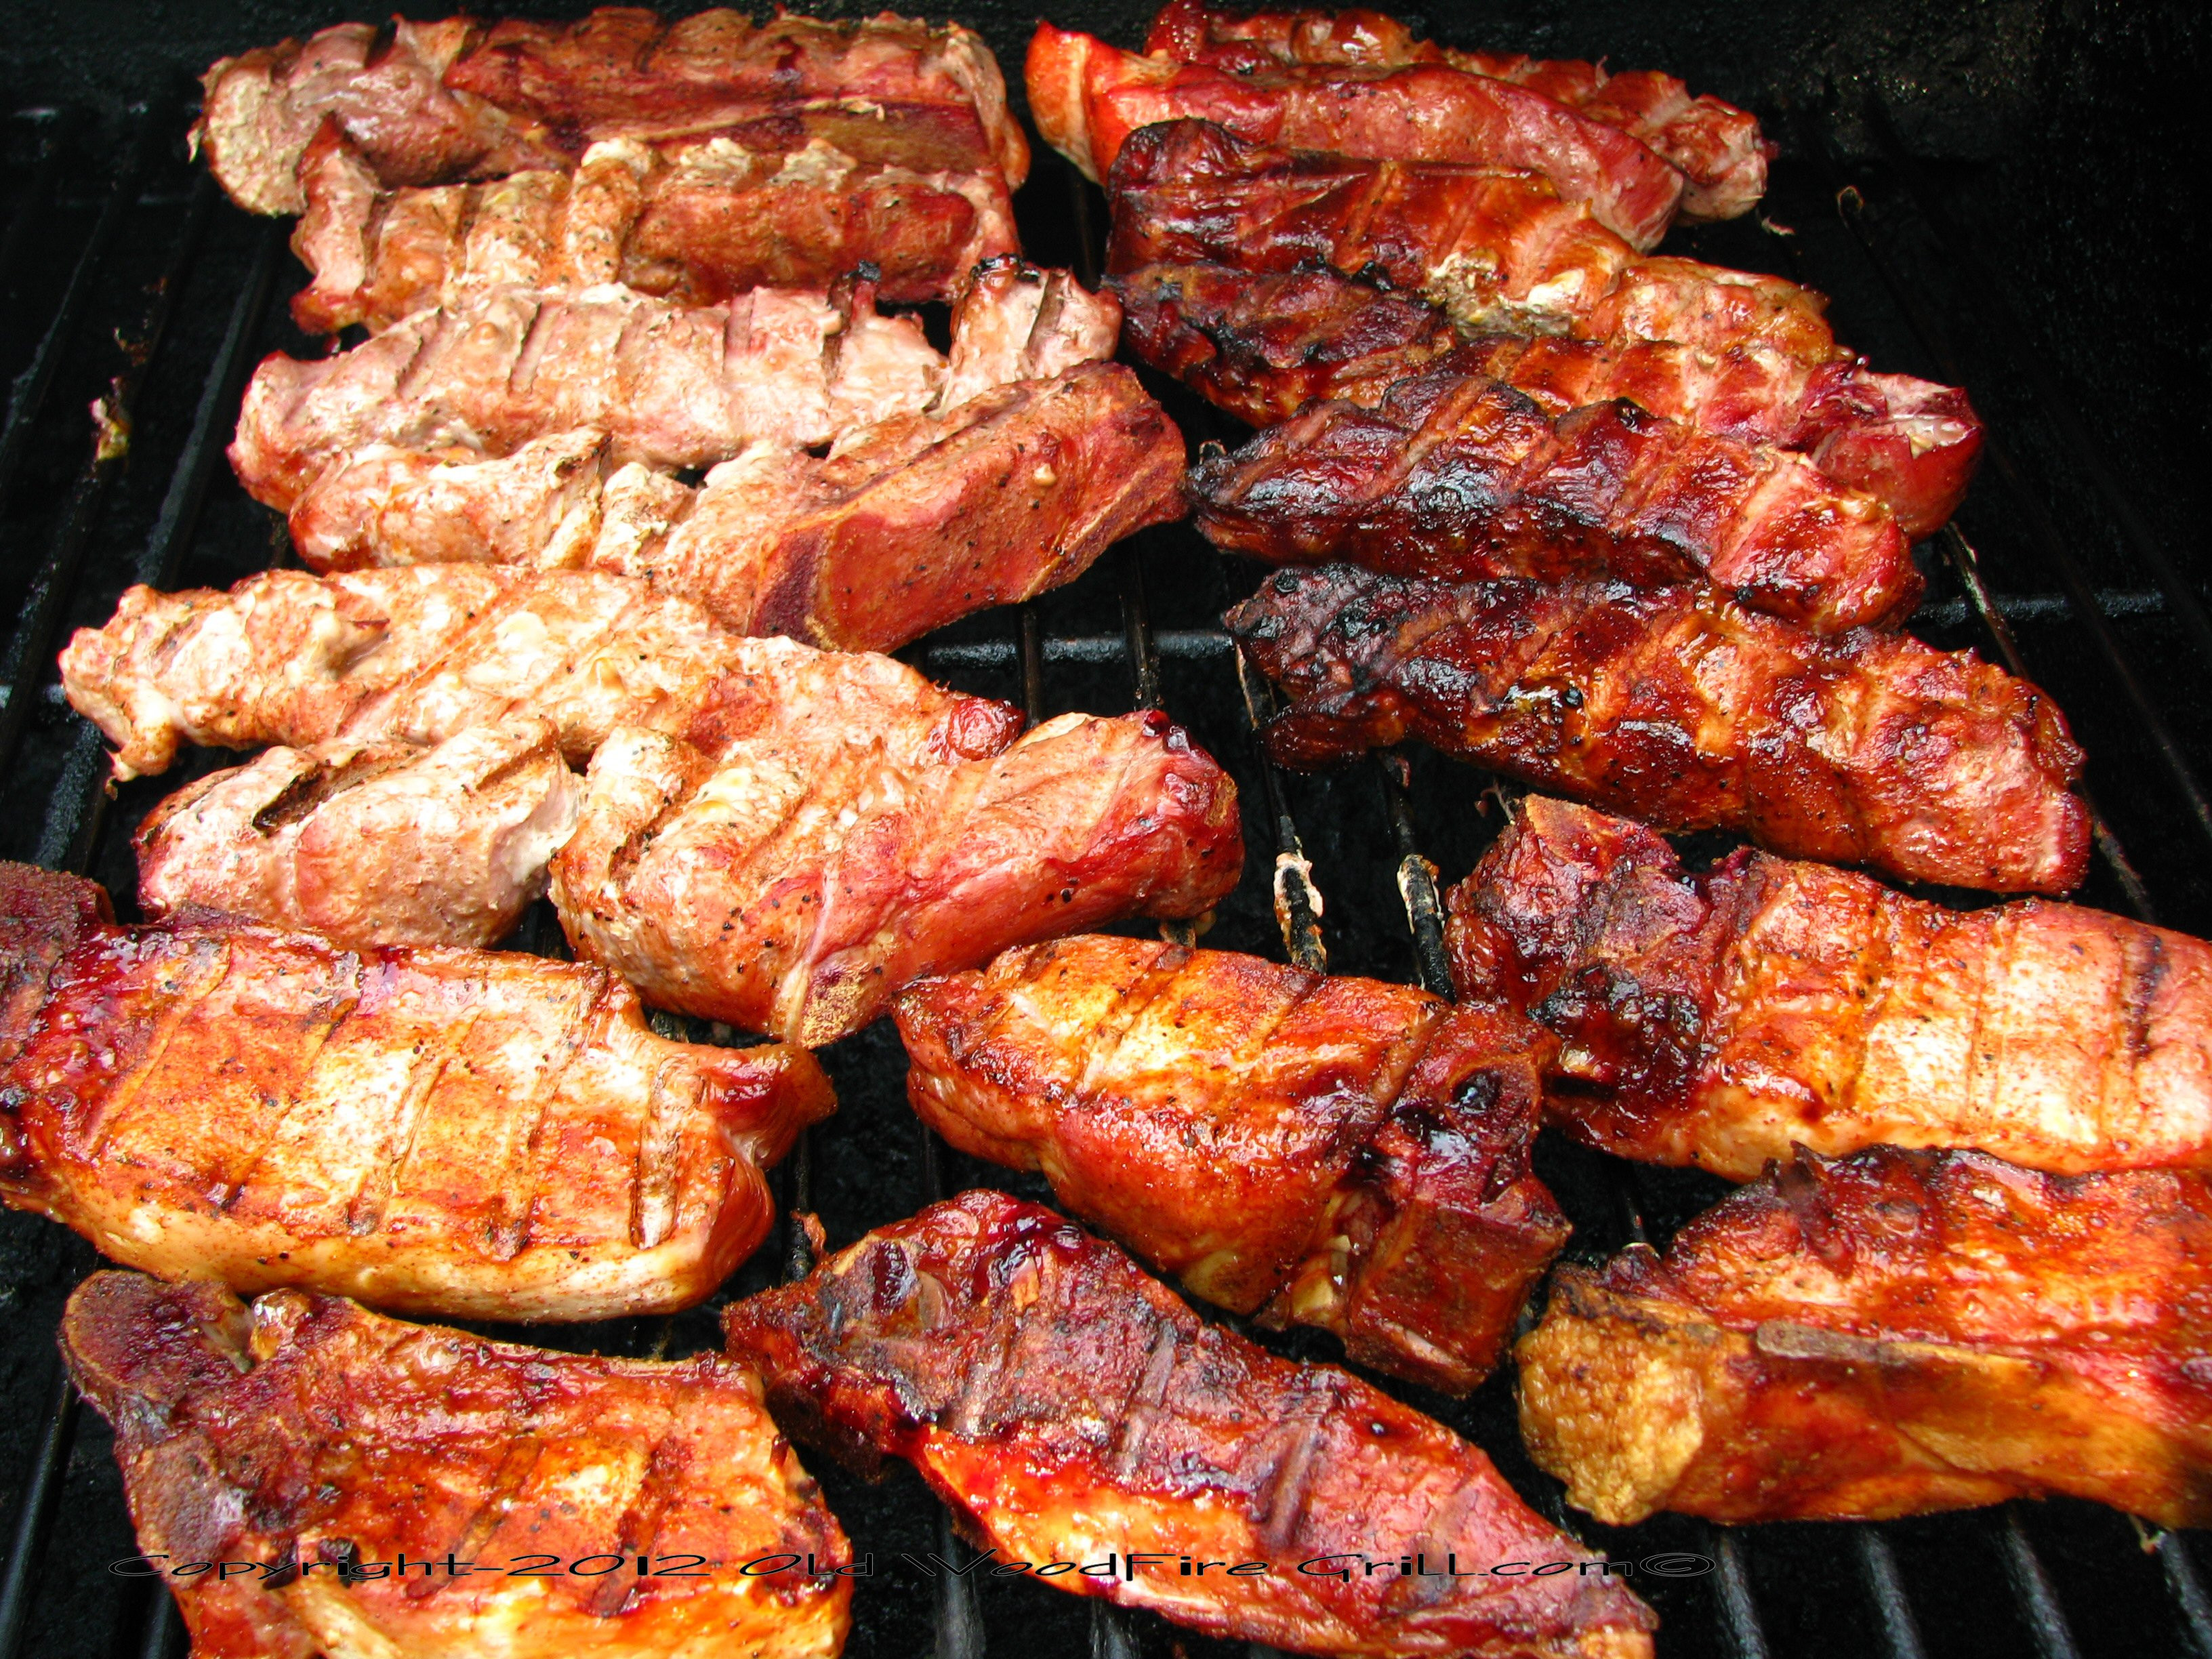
[2158,1532,2212,1659]
[1233,643,1326,972]
[1375,752,1453,997]
[1856,1528,1929,1659]
[0,111,80,306]
[1712,1531,1773,1659]
[1996,1512,2084,1659]
[0,1348,83,1659]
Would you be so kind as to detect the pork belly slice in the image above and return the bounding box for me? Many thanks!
[286,364,1184,655]
[1517,1145,2212,1527]
[136,717,578,950]
[1115,262,1978,538]
[724,1190,1654,1658]
[1141,0,1771,220]
[292,126,1019,331]
[1225,565,2088,895]
[66,1273,851,1658]
[0,862,832,1320]
[1446,796,2212,1178]
[1026,22,1683,249]
[1191,361,1922,633]
[552,710,1244,1046]
[194,7,1027,216]
[894,935,1565,1392]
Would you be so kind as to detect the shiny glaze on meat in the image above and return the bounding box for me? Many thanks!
[66,1273,851,1657]
[724,1190,1655,1657]
[1025,22,1682,249]
[194,7,1027,216]
[1114,260,1979,538]
[1447,796,2212,1176]
[0,863,832,1320]
[291,125,1018,329]
[552,710,1244,1046]
[1224,565,2089,894]
[895,935,1566,1391]
[1517,1146,2212,1527]
[136,718,578,950]
[1142,0,1771,219]
[1190,360,1921,634]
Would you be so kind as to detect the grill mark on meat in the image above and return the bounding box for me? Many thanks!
[81,939,232,1160]
[632,1057,696,1250]
[1252,1385,1335,1553]
[344,1018,467,1236]
[1105,1321,1183,1481]
[210,972,362,1210]
[476,998,587,1262]
[587,1429,691,1618]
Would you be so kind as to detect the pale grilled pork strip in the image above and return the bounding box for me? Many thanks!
[722,1190,1656,1658]
[194,7,1028,216]
[66,1273,851,1658]
[0,863,832,1321]
[135,717,579,949]
[1025,20,1685,249]
[1189,357,1922,634]
[552,710,1244,1046]
[291,126,1019,329]
[1143,0,1773,220]
[1225,565,2089,895]
[1446,796,2212,1178]
[1115,261,1979,539]
[1517,1146,2212,1527]
[895,935,1566,1392]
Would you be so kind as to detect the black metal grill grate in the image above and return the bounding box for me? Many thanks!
[0,81,2205,1659]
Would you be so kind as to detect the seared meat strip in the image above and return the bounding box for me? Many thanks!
[136,716,578,949]
[66,1273,851,1657]
[1517,1145,2212,1527]
[1190,359,1921,633]
[895,935,1565,1391]
[195,7,1027,216]
[292,125,1019,329]
[552,710,1243,1046]
[1446,796,2212,1177]
[1143,0,1772,220]
[1026,22,1683,249]
[61,565,1019,781]
[1115,261,1978,538]
[1225,565,2089,894]
[0,863,832,1320]
[724,1190,1656,1658]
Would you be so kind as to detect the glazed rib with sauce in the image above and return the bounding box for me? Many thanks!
[1225,565,2089,894]
[194,7,1029,216]
[724,1190,1656,1658]
[0,863,832,1321]
[1446,796,2212,1177]
[1517,1145,2212,1527]
[895,935,1567,1391]
[1142,0,1771,220]
[552,710,1244,1046]
[1025,20,1685,249]
[66,1273,851,1658]
[1189,359,1923,634]
[1115,260,1978,538]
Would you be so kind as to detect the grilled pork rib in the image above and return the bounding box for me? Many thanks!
[292,125,1018,329]
[195,7,1028,216]
[1025,21,1683,249]
[1446,796,2212,1177]
[1517,1146,2212,1527]
[1225,565,2089,894]
[1115,260,1978,538]
[552,711,1243,1046]
[66,1273,851,1658]
[1189,359,1921,633]
[0,863,832,1320]
[723,1190,1656,1658]
[894,935,1566,1391]
[1143,0,1770,219]
[136,717,579,949]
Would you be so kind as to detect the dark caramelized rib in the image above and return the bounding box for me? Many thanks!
[1444,796,2212,1178]
[1190,363,1922,633]
[724,1190,1656,1657]
[894,935,1567,1391]
[1223,565,2089,894]
[1517,1146,2212,1527]
[1025,21,1683,249]
[66,1273,851,1657]
[0,861,832,1319]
